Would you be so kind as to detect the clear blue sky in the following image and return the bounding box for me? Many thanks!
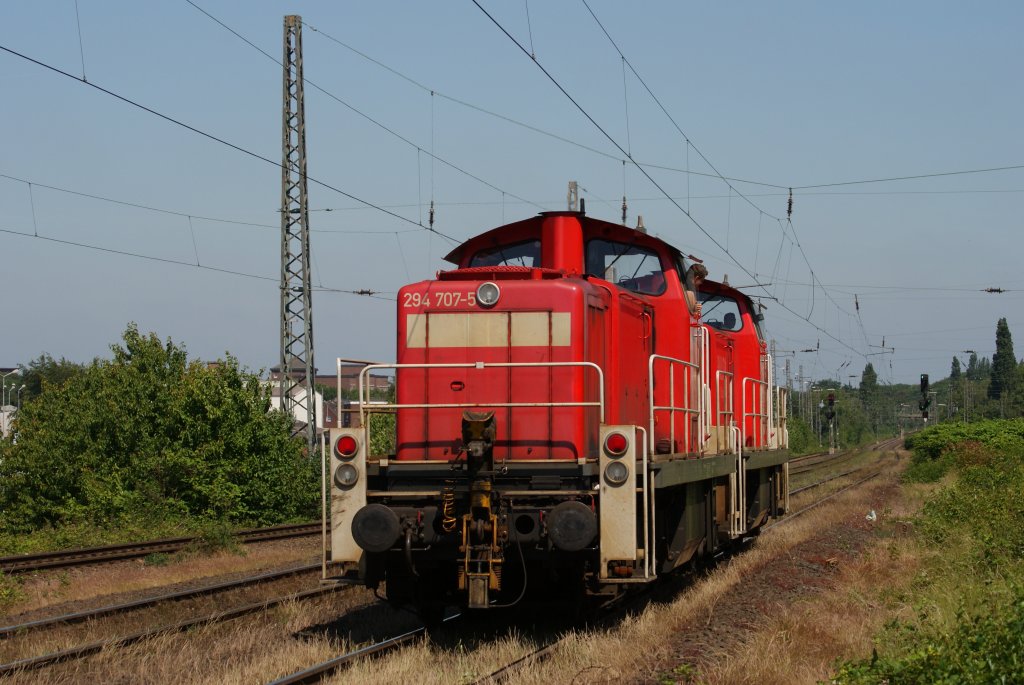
[2,1,1021,386]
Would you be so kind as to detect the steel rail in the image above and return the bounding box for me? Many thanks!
[471,640,562,685]
[0,561,322,638]
[790,445,902,498]
[267,614,461,685]
[473,461,890,685]
[276,440,900,685]
[788,450,829,464]
[266,627,426,685]
[791,436,904,476]
[789,450,858,476]
[789,468,862,496]
[0,522,320,574]
[767,470,881,531]
[788,436,901,474]
[0,584,349,677]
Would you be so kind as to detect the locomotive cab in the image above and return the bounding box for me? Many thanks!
[699,280,790,534]
[322,210,790,615]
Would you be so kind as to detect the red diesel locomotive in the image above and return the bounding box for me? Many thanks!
[323,210,790,615]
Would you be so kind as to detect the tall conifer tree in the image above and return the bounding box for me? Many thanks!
[989,317,1016,399]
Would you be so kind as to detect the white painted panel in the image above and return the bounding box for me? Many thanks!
[405,312,571,348]
[511,311,571,347]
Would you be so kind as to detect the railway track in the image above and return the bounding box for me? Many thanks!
[0,522,320,574]
[788,436,903,476]
[0,561,321,638]
[789,450,854,476]
[262,446,897,685]
[3,442,901,682]
[790,467,862,495]
[462,468,888,685]
[267,615,461,685]
[0,563,352,677]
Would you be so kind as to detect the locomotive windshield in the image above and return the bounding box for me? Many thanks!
[469,239,541,268]
[699,292,743,332]
[586,239,666,295]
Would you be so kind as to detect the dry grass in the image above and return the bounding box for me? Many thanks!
[1,448,923,684]
[505,458,915,685]
[0,569,331,665]
[1,588,384,684]
[697,479,929,684]
[4,537,319,617]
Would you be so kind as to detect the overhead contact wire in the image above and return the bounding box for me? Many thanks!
[0,171,413,234]
[580,0,822,331]
[577,0,866,354]
[0,227,390,298]
[792,164,1024,190]
[302,17,782,190]
[578,0,787,216]
[0,42,460,244]
[469,0,867,359]
[185,1,545,217]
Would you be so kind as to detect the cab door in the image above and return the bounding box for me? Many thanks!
[615,293,653,429]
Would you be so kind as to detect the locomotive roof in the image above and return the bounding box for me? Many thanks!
[443,211,681,265]
[701,278,760,314]
[443,211,761,313]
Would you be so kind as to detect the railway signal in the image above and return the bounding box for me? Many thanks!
[919,373,931,419]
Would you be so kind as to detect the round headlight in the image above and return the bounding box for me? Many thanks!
[604,460,629,487]
[604,432,629,457]
[335,434,358,459]
[476,282,500,307]
[334,463,359,488]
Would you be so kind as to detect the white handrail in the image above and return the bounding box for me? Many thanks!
[697,326,710,453]
[648,353,700,457]
[731,424,744,535]
[354,360,606,450]
[636,426,651,579]
[715,370,735,451]
[742,376,770,449]
[765,352,775,447]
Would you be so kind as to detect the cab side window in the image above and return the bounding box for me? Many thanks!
[586,239,666,295]
[699,293,743,332]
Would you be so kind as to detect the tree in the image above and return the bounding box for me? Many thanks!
[967,352,981,381]
[950,357,962,383]
[859,363,878,404]
[17,353,86,404]
[0,324,315,533]
[989,318,1016,400]
[315,382,338,403]
[858,363,880,431]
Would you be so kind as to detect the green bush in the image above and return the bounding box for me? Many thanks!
[0,325,317,540]
[834,419,1024,683]
[833,589,1024,684]
[918,449,1024,564]
[786,416,815,455]
[904,418,1024,481]
[143,552,171,566]
[180,520,245,557]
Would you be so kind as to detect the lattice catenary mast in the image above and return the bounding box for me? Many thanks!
[279,14,316,456]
